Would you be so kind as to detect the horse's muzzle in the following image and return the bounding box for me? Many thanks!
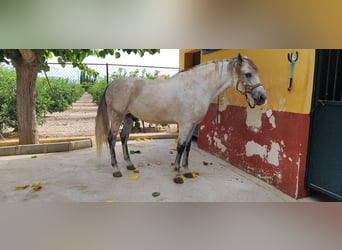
[253,92,267,105]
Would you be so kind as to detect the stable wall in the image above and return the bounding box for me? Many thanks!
[180,49,315,198]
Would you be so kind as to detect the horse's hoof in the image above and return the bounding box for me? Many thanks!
[183,172,194,179]
[113,171,123,177]
[126,165,136,171]
[173,176,184,184]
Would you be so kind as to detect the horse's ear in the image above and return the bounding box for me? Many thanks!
[237,53,243,65]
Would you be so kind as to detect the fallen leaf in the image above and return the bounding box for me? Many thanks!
[105,200,114,202]
[143,138,150,141]
[31,183,42,191]
[31,156,37,159]
[155,161,161,165]
[170,167,175,172]
[16,185,30,190]
[192,170,200,177]
[135,138,142,142]
[132,169,140,174]
[130,150,141,154]
[152,192,160,197]
[202,161,209,166]
[128,175,139,180]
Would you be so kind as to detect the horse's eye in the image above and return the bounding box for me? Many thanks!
[245,73,252,78]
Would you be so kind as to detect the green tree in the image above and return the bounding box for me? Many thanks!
[0,49,159,144]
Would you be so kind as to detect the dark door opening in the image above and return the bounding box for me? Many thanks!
[306,49,342,200]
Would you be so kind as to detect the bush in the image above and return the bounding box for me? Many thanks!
[0,66,85,135]
[80,81,95,92]
[0,67,17,133]
[36,77,84,113]
[87,79,107,105]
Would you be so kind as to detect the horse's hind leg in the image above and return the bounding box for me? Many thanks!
[108,117,123,177]
[120,114,135,171]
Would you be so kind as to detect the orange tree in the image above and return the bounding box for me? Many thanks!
[0,49,159,144]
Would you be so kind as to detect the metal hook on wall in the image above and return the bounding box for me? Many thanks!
[287,51,299,91]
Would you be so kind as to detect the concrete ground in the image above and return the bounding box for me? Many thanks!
[0,138,323,202]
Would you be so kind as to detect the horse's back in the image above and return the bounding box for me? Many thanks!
[104,78,163,115]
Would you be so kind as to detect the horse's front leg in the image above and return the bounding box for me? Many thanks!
[181,140,194,179]
[173,125,196,184]
[174,139,187,184]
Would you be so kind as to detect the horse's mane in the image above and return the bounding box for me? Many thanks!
[173,56,258,79]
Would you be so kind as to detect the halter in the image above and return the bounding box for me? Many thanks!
[235,79,263,109]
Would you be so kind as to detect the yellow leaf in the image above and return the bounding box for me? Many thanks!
[170,167,175,172]
[32,183,42,191]
[181,176,186,181]
[155,161,161,165]
[175,138,179,144]
[128,175,139,180]
[135,138,141,142]
[192,170,199,177]
[16,185,30,190]
[105,200,114,203]
[132,169,140,174]
[143,138,150,141]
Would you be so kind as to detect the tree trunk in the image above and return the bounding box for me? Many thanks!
[14,51,42,145]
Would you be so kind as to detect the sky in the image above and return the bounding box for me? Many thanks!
[81,49,180,68]
[46,49,180,81]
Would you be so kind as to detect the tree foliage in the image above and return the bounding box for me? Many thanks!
[0,49,160,75]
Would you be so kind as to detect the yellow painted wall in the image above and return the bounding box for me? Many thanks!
[179,49,316,114]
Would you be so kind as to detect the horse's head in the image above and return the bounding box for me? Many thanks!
[233,53,267,108]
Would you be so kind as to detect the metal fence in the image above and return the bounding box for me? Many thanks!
[40,62,180,84]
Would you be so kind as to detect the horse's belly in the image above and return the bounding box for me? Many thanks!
[129,107,177,124]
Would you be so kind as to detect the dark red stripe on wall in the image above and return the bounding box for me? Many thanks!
[198,104,310,199]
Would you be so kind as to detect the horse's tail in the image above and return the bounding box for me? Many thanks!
[95,87,110,159]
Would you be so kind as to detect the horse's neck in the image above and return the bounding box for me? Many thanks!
[197,60,236,100]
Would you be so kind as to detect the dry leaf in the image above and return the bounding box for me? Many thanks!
[105,200,114,202]
[143,138,150,141]
[132,169,140,174]
[128,175,139,180]
[155,161,161,165]
[135,138,142,142]
[192,170,199,177]
[32,183,42,191]
[16,185,30,190]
